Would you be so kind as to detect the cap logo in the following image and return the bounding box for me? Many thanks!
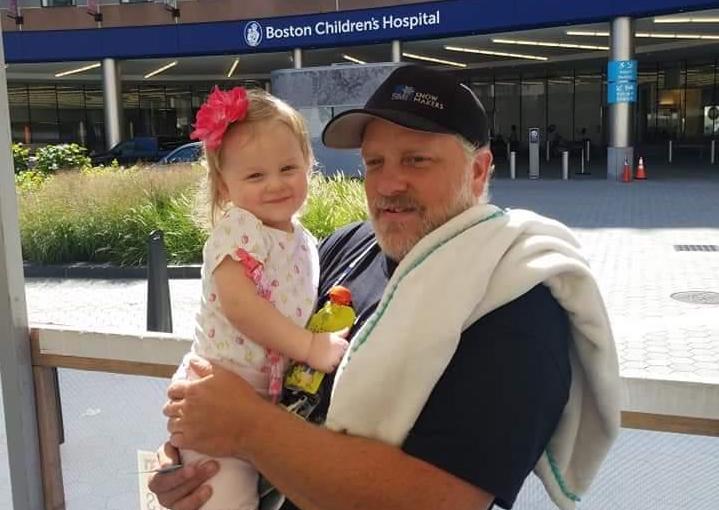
[391,85,415,101]
[390,84,444,110]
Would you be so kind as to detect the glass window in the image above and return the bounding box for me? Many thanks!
[138,85,166,137]
[657,63,685,140]
[84,86,106,153]
[28,84,59,145]
[494,76,520,151]
[521,75,546,149]
[8,84,30,144]
[57,85,86,145]
[637,66,657,143]
[123,85,140,139]
[547,73,573,157]
[685,62,716,139]
[166,85,193,139]
[575,72,603,146]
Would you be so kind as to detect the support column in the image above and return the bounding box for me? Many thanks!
[392,40,402,63]
[102,58,124,150]
[0,25,45,510]
[607,17,635,180]
[293,48,303,69]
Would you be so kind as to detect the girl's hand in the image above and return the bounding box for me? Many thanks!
[306,329,350,373]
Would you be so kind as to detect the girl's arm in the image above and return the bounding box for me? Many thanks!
[213,256,347,372]
[213,256,313,361]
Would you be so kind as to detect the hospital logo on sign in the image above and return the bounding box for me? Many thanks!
[244,21,263,47]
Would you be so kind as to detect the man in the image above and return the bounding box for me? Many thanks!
[152,65,619,510]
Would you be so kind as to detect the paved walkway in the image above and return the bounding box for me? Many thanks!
[2,174,719,509]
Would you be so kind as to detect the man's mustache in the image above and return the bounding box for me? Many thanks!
[369,195,424,211]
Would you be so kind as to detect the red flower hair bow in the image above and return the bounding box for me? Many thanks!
[190,86,249,150]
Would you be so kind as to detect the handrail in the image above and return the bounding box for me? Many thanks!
[27,324,719,509]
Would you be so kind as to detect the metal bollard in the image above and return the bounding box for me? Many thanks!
[562,151,569,180]
[546,140,550,162]
[711,140,716,164]
[580,148,585,174]
[585,139,591,162]
[668,140,673,163]
[510,151,516,179]
[147,230,173,333]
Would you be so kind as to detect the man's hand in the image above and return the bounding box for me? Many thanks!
[147,442,218,510]
[164,357,270,458]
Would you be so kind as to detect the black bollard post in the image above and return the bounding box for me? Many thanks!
[147,230,173,333]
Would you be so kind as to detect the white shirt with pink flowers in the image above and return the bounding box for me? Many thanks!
[187,206,319,398]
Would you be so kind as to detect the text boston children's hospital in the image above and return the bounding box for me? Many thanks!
[264,10,441,40]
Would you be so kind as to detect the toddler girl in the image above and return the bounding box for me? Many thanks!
[173,86,348,510]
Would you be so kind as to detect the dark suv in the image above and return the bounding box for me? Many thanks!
[90,136,188,166]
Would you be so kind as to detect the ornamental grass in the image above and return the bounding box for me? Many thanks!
[17,165,367,266]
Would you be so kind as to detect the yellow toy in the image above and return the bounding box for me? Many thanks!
[284,286,356,395]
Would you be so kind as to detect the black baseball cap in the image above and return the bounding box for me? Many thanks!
[322,65,489,149]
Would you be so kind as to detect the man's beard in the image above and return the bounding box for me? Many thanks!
[369,169,478,261]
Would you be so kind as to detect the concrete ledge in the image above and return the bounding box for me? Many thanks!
[23,263,201,279]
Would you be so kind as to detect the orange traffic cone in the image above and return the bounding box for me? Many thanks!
[621,158,632,183]
[635,157,647,180]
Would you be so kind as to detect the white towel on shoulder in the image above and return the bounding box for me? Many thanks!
[326,203,620,509]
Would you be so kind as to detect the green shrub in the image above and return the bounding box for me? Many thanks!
[33,143,91,174]
[18,164,206,265]
[12,143,30,174]
[15,170,50,192]
[302,174,367,239]
[17,166,368,266]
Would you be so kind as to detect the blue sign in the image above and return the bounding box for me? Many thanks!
[607,59,638,104]
[608,81,637,103]
[608,60,637,82]
[5,0,719,63]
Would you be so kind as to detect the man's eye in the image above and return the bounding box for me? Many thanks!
[364,159,381,167]
[407,156,430,165]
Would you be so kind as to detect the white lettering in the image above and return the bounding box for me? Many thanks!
[266,24,313,39]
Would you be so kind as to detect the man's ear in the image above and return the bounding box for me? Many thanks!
[471,149,493,197]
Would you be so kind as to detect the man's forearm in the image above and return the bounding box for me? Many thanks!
[246,406,494,510]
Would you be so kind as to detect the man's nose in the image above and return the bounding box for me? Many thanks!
[374,165,409,196]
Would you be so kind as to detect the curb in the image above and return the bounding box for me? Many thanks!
[23,263,201,279]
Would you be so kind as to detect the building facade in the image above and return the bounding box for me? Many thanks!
[3,0,719,176]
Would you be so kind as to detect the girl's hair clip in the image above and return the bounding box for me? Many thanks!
[190,86,249,150]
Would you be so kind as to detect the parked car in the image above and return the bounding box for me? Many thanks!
[159,141,203,164]
[90,136,189,166]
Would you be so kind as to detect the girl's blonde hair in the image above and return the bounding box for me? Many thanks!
[198,88,314,228]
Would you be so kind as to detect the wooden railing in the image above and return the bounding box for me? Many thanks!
[29,325,719,510]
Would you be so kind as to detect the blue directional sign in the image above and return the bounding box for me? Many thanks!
[608,81,637,103]
[608,60,637,82]
[607,59,637,104]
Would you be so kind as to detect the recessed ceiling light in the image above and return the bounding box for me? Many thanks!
[401,52,467,68]
[445,45,548,61]
[566,31,610,37]
[566,29,719,40]
[654,16,719,23]
[227,58,239,78]
[492,38,609,51]
[636,32,719,40]
[54,62,101,78]
[342,54,366,65]
[144,61,178,79]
